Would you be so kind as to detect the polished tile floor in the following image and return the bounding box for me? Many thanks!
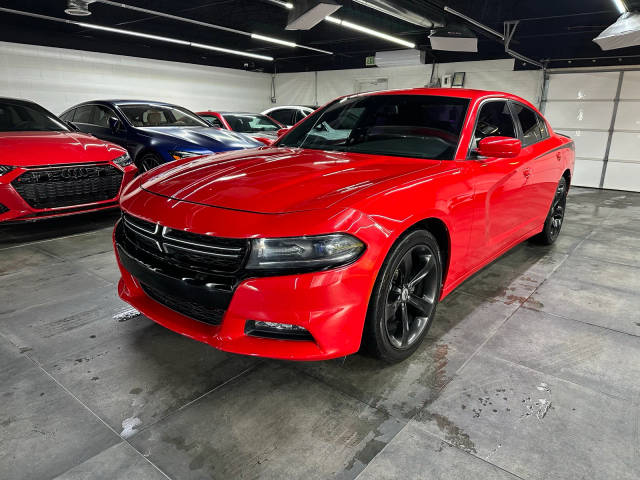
[1,187,639,480]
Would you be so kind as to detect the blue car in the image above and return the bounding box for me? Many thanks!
[60,100,262,171]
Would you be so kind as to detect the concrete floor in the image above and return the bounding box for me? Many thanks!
[1,186,639,480]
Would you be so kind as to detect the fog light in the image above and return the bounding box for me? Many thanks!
[255,321,306,331]
[245,320,314,341]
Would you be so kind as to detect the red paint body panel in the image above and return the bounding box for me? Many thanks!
[116,89,574,360]
[0,131,137,222]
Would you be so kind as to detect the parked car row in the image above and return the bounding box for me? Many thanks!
[0,97,314,224]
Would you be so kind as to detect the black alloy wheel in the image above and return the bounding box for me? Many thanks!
[534,176,568,245]
[364,230,442,363]
[138,152,162,172]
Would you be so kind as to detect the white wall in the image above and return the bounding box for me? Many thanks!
[273,58,544,108]
[0,41,272,115]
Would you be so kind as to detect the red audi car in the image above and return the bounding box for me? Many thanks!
[115,89,574,362]
[0,98,137,223]
[197,111,284,145]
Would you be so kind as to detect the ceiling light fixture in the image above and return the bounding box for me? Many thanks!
[250,33,297,48]
[286,0,342,30]
[78,22,191,46]
[250,33,334,54]
[265,0,294,9]
[94,1,332,55]
[613,0,628,14]
[78,23,274,60]
[325,15,416,48]
[79,22,275,60]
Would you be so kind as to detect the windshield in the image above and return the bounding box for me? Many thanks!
[222,114,281,133]
[0,101,70,132]
[277,94,470,160]
[118,104,208,128]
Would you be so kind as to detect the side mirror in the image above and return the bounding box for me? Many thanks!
[277,128,291,137]
[476,136,521,158]
[108,117,122,133]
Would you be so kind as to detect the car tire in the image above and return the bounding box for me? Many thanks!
[363,229,443,363]
[137,152,163,172]
[532,177,568,245]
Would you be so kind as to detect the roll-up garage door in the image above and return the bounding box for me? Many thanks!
[542,70,640,192]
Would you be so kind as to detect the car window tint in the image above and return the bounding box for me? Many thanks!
[59,110,74,122]
[200,115,223,128]
[474,101,516,145]
[279,95,470,161]
[0,101,69,132]
[74,105,95,124]
[269,109,294,125]
[537,113,550,140]
[511,103,542,146]
[294,109,308,123]
[94,105,115,128]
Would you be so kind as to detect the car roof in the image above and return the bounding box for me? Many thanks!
[0,97,39,106]
[334,88,538,111]
[73,100,179,107]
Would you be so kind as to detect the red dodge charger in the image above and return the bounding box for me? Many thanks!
[114,89,574,362]
[0,98,137,223]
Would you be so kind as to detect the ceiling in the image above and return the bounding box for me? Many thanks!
[1,0,640,73]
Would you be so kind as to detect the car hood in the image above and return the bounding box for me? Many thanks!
[140,147,441,214]
[0,131,125,166]
[138,126,262,151]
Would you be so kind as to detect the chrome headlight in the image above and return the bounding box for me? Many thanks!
[0,165,15,176]
[246,234,365,271]
[169,150,210,160]
[112,153,132,168]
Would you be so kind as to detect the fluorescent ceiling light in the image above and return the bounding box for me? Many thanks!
[250,33,333,54]
[78,22,273,60]
[251,33,296,48]
[267,0,293,9]
[325,15,416,48]
[613,0,628,14]
[78,22,190,45]
[190,43,273,61]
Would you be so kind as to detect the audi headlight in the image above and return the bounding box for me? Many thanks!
[170,150,210,160]
[0,165,15,176]
[112,153,132,168]
[246,234,365,271]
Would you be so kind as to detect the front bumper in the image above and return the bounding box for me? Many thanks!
[114,220,379,361]
[0,163,137,223]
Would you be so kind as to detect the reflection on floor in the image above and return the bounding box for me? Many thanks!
[1,187,639,479]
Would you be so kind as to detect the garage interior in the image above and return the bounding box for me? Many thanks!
[1,1,640,479]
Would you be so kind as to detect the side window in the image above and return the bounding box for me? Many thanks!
[294,109,308,123]
[511,103,542,146]
[473,100,516,149]
[93,105,116,128]
[269,109,294,126]
[73,105,95,124]
[202,115,223,128]
[537,114,550,140]
[60,109,75,122]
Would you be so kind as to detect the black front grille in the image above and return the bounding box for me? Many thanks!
[122,213,249,274]
[0,203,8,214]
[12,164,123,209]
[141,283,225,325]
